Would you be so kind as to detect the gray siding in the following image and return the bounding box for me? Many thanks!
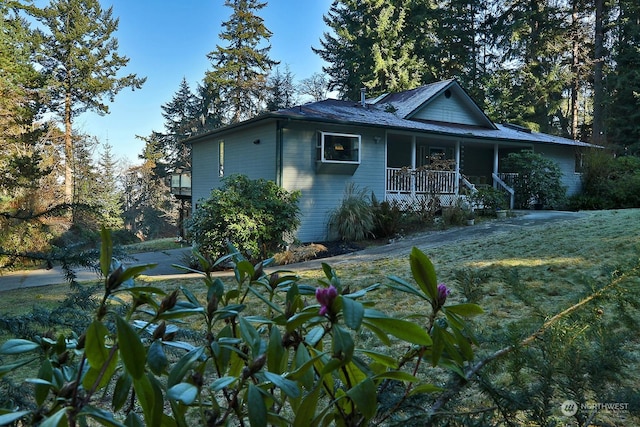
[534,144,583,196]
[280,122,386,242]
[412,94,484,126]
[190,122,277,207]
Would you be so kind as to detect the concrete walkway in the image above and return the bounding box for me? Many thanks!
[0,210,589,292]
[0,247,194,292]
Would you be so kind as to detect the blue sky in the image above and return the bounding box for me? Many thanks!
[72,0,333,164]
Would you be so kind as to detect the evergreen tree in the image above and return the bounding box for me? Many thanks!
[486,0,574,134]
[315,0,424,100]
[429,0,490,101]
[35,0,145,204]
[122,136,176,239]
[266,65,297,111]
[159,77,198,170]
[96,142,124,229]
[606,0,640,154]
[204,0,278,124]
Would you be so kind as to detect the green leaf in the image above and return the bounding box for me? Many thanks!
[147,340,168,376]
[409,383,445,395]
[180,286,202,308]
[359,349,398,368]
[291,344,315,390]
[168,382,199,405]
[168,346,205,388]
[431,323,446,366]
[79,405,127,427]
[293,386,320,427]
[112,373,133,412]
[100,226,112,278]
[386,276,426,299]
[39,407,67,427]
[85,320,110,368]
[239,316,262,358]
[372,371,419,383]
[210,376,237,392]
[124,412,144,427]
[267,327,284,374]
[332,325,354,362]
[247,383,267,427]
[263,371,300,399]
[304,326,325,347]
[133,374,164,427]
[286,309,320,332]
[0,339,39,354]
[119,264,158,284]
[444,303,484,317]
[346,377,377,419]
[0,411,31,426]
[0,357,38,380]
[116,316,146,380]
[410,247,438,301]
[364,313,432,346]
[340,296,364,330]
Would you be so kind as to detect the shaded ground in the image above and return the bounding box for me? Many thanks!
[0,210,591,292]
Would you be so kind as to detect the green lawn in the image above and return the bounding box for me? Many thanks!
[1,209,639,425]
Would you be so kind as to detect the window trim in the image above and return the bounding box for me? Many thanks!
[317,131,361,164]
[218,140,224,177]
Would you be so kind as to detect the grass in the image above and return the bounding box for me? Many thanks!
[1,209,639,424]
[123,237,186,253]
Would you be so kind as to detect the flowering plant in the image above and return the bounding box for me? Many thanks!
[0,231,483,427]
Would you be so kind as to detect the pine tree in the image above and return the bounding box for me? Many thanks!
[204,0,278,124]
[35,0,145,205]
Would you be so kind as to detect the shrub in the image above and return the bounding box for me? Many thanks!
[187,175,300,262]
[470,186,508,214]
[371,193,402,238]
[501,150,566,209]
[0,228,483,426]
[574,152,640,209]
[328,183,375,241]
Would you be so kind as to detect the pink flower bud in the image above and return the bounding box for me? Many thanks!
[436,283,451,308]
[316,285,338,316]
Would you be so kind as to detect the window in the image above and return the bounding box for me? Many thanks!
[218,141,224,177]
[317,132,360,163]
[575,151,585,173]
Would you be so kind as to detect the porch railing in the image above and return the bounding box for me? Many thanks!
[386,167,457,195]
[493,173,515,209]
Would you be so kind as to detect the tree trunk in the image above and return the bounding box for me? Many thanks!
[571,1,579,139]
[592,0,605,144]
[64,91,73,205]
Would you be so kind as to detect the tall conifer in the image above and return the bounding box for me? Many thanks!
[205,0,278,124]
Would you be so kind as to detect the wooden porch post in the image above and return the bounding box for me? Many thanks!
[493,143,499,188]
[455,140,460,195]
[411,136,417,197]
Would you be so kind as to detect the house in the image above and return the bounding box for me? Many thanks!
[188,79,598,243]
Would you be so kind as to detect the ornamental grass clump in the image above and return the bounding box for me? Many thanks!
[328,183,375,241]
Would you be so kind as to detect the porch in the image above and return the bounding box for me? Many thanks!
[384,166,515,210]
[384,132,518,210]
